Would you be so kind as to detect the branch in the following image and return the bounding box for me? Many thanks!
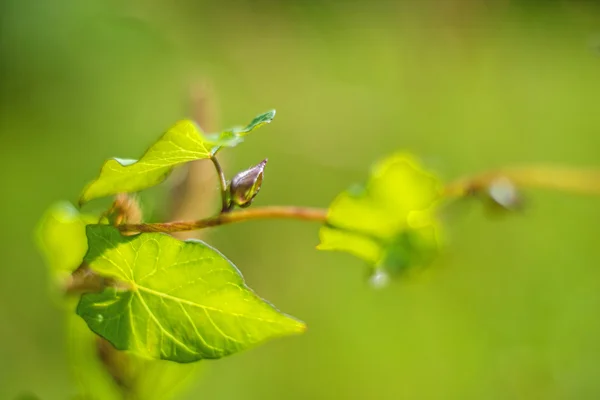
[112,164,600,235]
[169,81,221,240]
[117,206,328,234]
[444,164,600,198]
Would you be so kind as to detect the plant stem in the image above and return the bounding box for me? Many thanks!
[444,164,600,198]
[169,81,220,240]
[116,165,600,235]
[210,155,231,212]
[118,206,328,234]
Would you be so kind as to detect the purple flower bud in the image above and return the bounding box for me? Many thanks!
[229,159,268,208]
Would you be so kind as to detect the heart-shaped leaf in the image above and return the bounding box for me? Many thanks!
[77,225,305,363]
[79,110,275,205]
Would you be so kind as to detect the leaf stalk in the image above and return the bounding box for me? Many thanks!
[210,155,232,212]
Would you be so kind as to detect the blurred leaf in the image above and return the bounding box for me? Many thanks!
[79,110,275,205]
[68,311,200,400]
[77,225,305,363]
[67,307,123,400]
[318,153,442,279]
[35,201,96,281]
[127,349,200,399]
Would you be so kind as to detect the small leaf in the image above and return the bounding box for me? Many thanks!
[318,153,442,277]
[77,225,305,363]
[35,202,96,280]
[229,159,267,208]
[205,110,276,147]
[79,110,275,205]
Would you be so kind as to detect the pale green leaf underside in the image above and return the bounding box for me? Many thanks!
[77,225,304,363]
[35,201,96,278]
[79,110,275,205]
[318,153,442,272]
[317,226,382,264]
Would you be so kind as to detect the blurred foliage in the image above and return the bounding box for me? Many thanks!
[2,0,600,399]
[36,202,95,283]
[319,153,442,282]
[67,309,201,400]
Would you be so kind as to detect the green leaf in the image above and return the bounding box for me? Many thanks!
[79,110,276,205]
[204,109,276,147]
[35,201,96,280]
[68,311,200,400]
[77,225,305,363]
[318,153,442,279]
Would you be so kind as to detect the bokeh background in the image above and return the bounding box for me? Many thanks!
[2,0,600,399]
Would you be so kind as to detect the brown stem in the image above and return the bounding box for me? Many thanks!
[62,264,107,295]
[169,81,220,240]
[444,164,600,198]
[117,206,328,234]
[113,165,600,235]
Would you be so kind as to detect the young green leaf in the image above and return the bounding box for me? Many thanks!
[205,110,276,149]
[77,225,305,363]
[79,110,276,205]
[35,201,97,280]
[318,153,442,280]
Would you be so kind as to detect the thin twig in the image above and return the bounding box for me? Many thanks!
[444,164,600,198]
[118,206,328,234]
[169,81,220,240]
[116,165,600,235]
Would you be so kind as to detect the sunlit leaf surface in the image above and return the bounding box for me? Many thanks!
[77,225,305,363]
[79,110,275,205]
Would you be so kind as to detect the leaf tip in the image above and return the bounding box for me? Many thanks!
[255,109,276,126]
[277,312,307,336]
[77,183,94,208]
[262,109,275,120]
[299,321,308,333]
[290,318,308,334]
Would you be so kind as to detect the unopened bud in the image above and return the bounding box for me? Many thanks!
[368,268,390,289]
[229,159,267,208]
[487,177,523,211]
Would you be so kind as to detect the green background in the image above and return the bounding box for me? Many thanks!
[1,0,600,398]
